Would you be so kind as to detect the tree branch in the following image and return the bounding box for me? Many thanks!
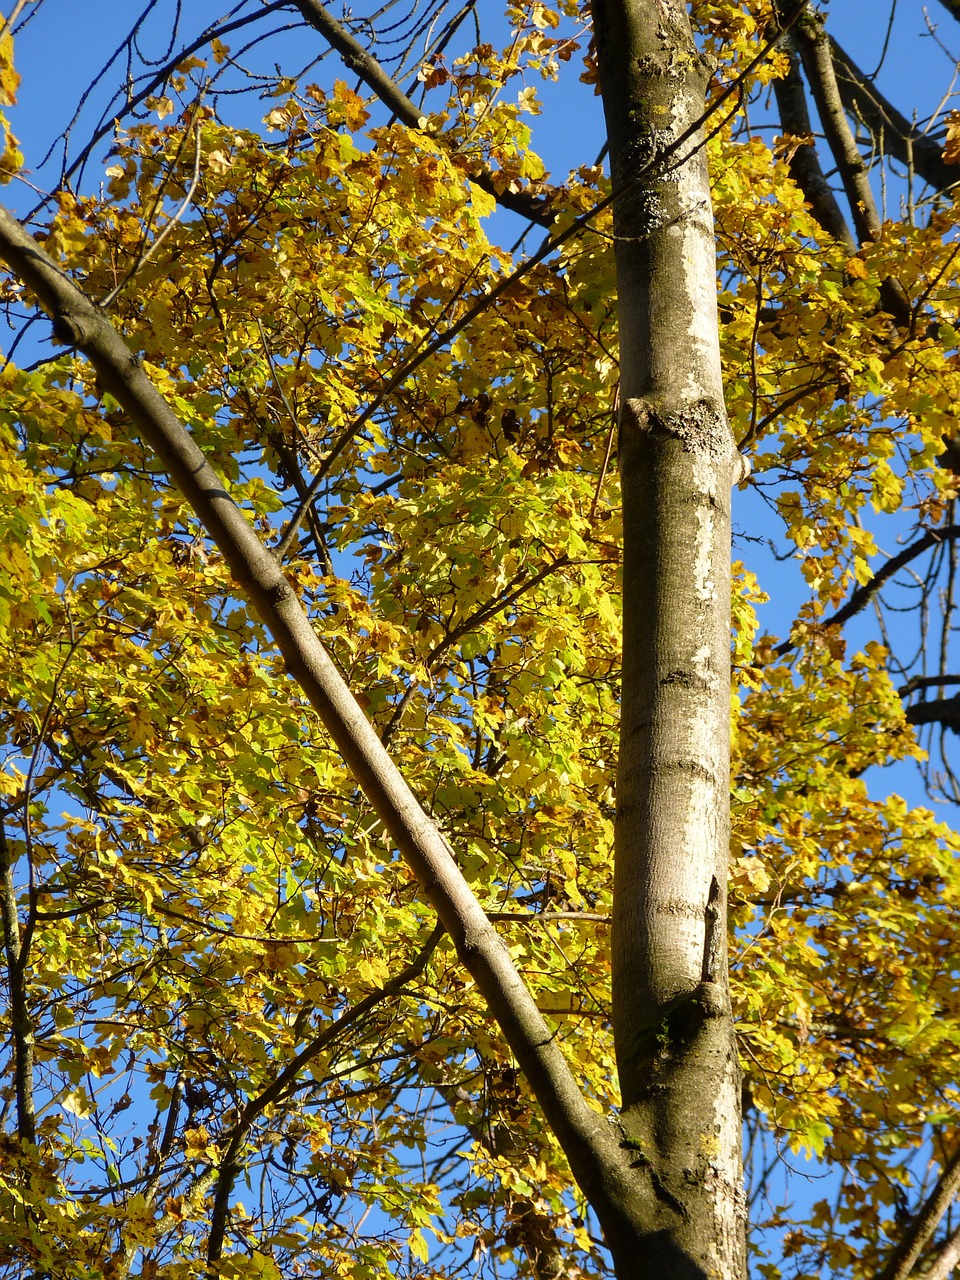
[0,0,31,42]
[876,1142,960,1280]
[289,0,555,228]
[898,674,960,697]
[771,33,855,248]
[828,35,957,196]
[823,525,960,630]
[920,1220,960,1280]
[0,202,647,1257]
[379,556,572,747]
[772,2,914,327]
[905,694,960,731]
[0,823,35,1144]
[776,0,882,245]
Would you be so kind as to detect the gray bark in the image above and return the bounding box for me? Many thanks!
[875,1142,960,1280]
[594,1,745,1276]
[771,34,855,248]
[779,0,881,245]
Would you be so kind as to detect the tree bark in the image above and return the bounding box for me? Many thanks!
[875,1142,960,1280]
[778,0,882,245]
[594,1,745,1276]
[771,34,855,248]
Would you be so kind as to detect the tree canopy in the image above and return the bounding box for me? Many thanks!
[2,2,960,1278]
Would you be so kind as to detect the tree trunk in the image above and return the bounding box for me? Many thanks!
[595,1,745,1275]
[0,1,749,1271]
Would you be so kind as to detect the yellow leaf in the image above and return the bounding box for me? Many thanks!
[61,1086,93,1118]
[468,179,497,219]
[0,33,18,106]
[207,148,232,176]
[145,95,174,120]
[408,1228,429,1263]
[944,109,960,164]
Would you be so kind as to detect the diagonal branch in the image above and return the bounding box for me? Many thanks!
[776,0,882,245]
[876,1141,960,1280]
[772,525,960,662]
[921,1220,960,1280]
[771,33,854,247]
[379,555,573,747]
[828,36,957,195]
[822,525,960,630]
[773,1,913,324]
[0,0,31,42]
[0,202,648,1257]
[289,0,555,228]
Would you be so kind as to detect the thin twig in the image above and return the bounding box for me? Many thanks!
[99,96,205,310]
[0,0,30,42]
[207,920,443,1262]
[589,384,618,523]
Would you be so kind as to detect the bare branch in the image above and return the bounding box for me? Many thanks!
[898,674,960,696]
[921,1221,960,1280]
[876,1142,960,1280]
[906,694,960,731]
[823,526,960,630]
[770,3,914,322]
[27,3,289,214]
[828,35,958,195]
[776,0,882,244]
[771,33,855,248]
